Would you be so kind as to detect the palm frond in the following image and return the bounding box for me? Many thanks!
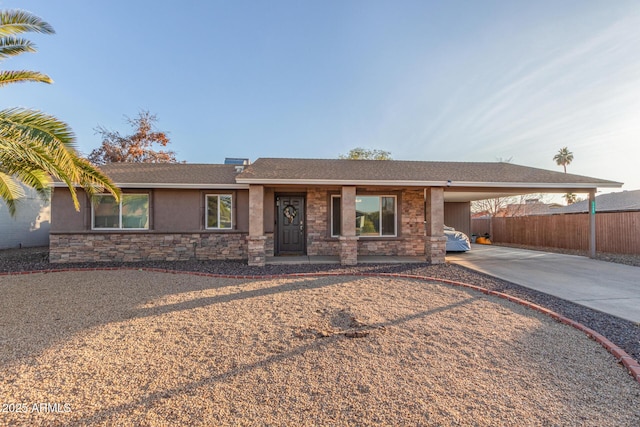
[0,37,36,59]
[0,108,75,149]
[0,70,52,87]
[0,110,121,213]
[10,167,50,198]
[0,129,79,193]
[0,10,54,37]
[73,157,121,202]
[0,170,24,216]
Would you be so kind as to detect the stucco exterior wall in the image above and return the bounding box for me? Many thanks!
[1,186,50,249]
[50,187,250,263]
[50,185,446,263]
[444,202,471,236]
[51,188,249,233]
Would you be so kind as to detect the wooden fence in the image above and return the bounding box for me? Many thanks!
[471,211,640,255]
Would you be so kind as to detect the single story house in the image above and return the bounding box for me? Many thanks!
[49,158,622,265]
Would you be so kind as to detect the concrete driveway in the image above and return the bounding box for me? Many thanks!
[447,245,640,323]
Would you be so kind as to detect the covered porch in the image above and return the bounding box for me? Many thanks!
[238,158,621,267]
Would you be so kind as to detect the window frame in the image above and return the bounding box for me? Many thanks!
[331,194,341,237]
[205,193,233,230]
[91,193,150,230]
[331,194,397,238]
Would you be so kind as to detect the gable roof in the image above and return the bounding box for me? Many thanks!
[236,158,622,189]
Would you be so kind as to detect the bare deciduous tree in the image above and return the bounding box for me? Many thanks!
[88,111,179,165]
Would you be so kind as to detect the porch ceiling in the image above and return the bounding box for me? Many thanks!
[443,188,597,202]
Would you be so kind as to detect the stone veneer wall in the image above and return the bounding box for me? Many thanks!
[306,188,340,256]
[358,189,425,256]
[50,233,247,263]
[265,232,274,257]
[306,188,426,257]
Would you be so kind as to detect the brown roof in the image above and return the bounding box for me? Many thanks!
[236,158,622,188]
[52,158,622,193]
[84,163,244,188]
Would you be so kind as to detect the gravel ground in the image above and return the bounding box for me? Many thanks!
[2,246,639,363]
[1,269,639,426]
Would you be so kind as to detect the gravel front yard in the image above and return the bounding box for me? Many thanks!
[1,269,639,426]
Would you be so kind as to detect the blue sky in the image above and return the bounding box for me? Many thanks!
[3,1,640,193]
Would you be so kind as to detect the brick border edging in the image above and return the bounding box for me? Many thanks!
[3,267,639,384]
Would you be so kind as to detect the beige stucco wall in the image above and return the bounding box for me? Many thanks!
[50,187,249,233]
[444,202,471,236]
[50,187,89,232]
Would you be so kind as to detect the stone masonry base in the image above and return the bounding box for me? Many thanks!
[425,236,447,264]
[247,235,267,267]
[339,236,358,265]
[50,233,248,263]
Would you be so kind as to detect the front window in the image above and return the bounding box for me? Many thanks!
[207,194,233,229]
[356,196,396,236]
[331,195,396,237]
[92,194,149,230]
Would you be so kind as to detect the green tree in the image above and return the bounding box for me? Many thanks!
[553,147,574,173]
[564,193,579,205]
[0,10,119,216]
[339,147,392,160]
[89,111,179,165]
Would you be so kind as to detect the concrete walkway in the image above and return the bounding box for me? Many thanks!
[447,245,640,323]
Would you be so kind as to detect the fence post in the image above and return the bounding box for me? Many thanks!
[589,190,596,258]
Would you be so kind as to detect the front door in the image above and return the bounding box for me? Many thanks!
[277,196,305,255]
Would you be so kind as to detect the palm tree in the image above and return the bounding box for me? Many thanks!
[553,147,574,173]
[0,10,119,216]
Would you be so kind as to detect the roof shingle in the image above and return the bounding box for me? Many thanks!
[93,163,242,187]
[236,158,622,187]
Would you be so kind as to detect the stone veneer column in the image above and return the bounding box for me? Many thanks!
[339,186,358,265]
[247,184,266,266]
[425,187,447,264]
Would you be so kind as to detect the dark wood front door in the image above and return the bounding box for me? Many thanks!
[277,196,305,255]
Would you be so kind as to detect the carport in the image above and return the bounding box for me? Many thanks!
[443,170,622,258]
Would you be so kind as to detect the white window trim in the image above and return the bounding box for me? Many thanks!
[206,194,233,230]
[91,194,149,230]
[331,194,397,238]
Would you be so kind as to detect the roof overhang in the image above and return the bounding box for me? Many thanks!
[236,178,620,188]
[51,182,250,190]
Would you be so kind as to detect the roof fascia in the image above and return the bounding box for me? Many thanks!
[235,178,621,189]
[51,182,249,189]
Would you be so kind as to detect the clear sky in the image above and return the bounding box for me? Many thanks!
[3,1,640,193]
